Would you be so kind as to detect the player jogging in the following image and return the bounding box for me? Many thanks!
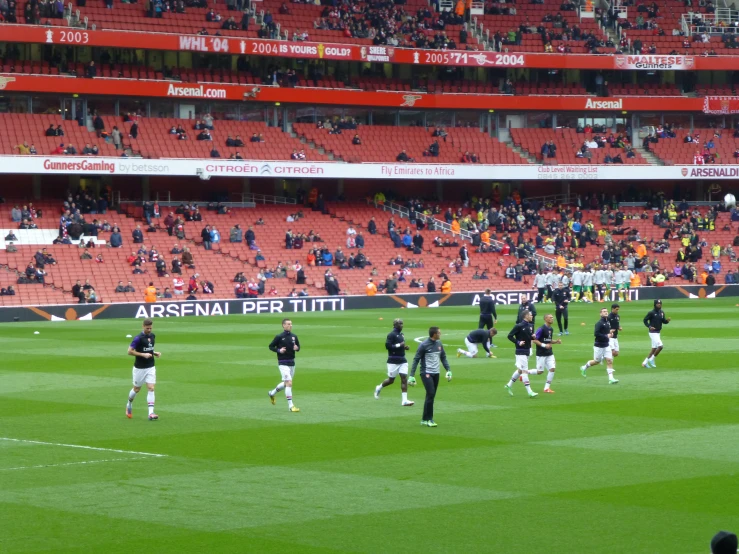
[531,314,561,393]
[545,268,559,303]
[504,310,538,398]
[478,289,498,348]
[268,318,301,412]
[409,326,452,427]
[582,267,594,303]
[579,308,619,384]
[551,281,571,336]
[457,328,497,359]
[533,271,548,303]
[517,297,537,327]
[594,266,606,302]
[126,318,161,420]
[608,303,622,357]
[642,299,670,368]
[374,318,415,406]
[614,265,626,302]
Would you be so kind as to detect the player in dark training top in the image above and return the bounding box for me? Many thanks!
[516,298,538,327]
[642,299,670,368]
[504,310,538,398]
[551,281,571,336]
[478,289,498,348]
[530,314,561,393]
[126,318,161,420]
[374,319,415,406]
[456,328,497,358]
[607,303,622,357]
[268,319,301,412]
[579,308,619,384]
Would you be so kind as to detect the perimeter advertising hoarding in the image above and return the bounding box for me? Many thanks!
[1,285,735,322]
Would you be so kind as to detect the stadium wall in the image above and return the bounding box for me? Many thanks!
[1,285,737,322]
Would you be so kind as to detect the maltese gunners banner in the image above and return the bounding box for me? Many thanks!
[613,55,695,70]
[703,96,739,115]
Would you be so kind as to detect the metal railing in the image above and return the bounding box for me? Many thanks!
[682,9,738,35]
[524,193,572,206]
[240,193,297,205]
[368,199,557,268]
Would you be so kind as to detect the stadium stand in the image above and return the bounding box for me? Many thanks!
[510,128,647,164]
[294,124,528,164]
[647,127,739,165]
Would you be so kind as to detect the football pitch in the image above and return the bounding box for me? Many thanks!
[1,297,737,554]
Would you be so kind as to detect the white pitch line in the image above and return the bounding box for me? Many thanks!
[0,457,146,472]
[0,437,168,458]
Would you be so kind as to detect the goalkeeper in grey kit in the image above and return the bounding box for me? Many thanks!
[409,326,451,428]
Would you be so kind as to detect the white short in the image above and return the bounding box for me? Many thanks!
[278,364,295,381]
[464,338,479,357]
[593,346,613,363]
[515,354,530,371]
[536,356,556,371]
[387,363,409,378]
[132,366,156,388]
[609,338,620,352]
[649,333,663,348]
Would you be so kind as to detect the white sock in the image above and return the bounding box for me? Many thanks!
[147,391,155,415]
[607,368,616,378]
[507,369,521,387]
[402,392,408,402]
[270,382,285,396]
[648,356,655,362]
[128,389,136,404]
[376,384,383,392]
[545,370,555,388]
[285,386,293,408]
[522,374,532,393]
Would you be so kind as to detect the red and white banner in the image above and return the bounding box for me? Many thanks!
[703,96,739,115]
[1,24,738,71]
[1,155,736,180]
[0,74,707,112]
[613,55,695,71]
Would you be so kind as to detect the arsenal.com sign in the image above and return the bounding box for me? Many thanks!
[614,55,695,70]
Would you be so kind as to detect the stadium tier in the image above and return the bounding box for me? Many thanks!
[510,128,647,164]
[293,124,526,164]
[1,198,736,306]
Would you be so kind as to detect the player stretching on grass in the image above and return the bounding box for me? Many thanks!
[642,299,670,368]
[504,310,538,398]
[580,308,619,384]
[126,318,161,420]
[375,318,414,406]
[532,314,561,393]
[457,328,497,358]
[268,318,301,412]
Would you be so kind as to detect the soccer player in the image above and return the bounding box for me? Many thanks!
[532,314,561,393]
[622,265,634,302]
[613,265,626,302]
[582,267,594,302]
[594,265,606,302]
[409,326,452,427]
[516,296,537,327]
[478,289,498,348]
[545,268,559,303]
[504,310,538,398]
[642,299,670,368]
[571,268,583,302]
[551,281,571,336]
[374,318,415,406]
[603,264,615,300]
[268,318,301,412]
[126,318,161,420]
[579,308,619,384]
[457,328,497,358]
[533,271,548,303]
[608,303,622,357]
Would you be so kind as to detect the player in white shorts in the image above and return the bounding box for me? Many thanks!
[531,314,562,393]
[594,266,606,302]
[582,268,594,302]
[268,319,301,412]
[580,308,619,384]
[642,299,670,368]
[126,318,161,420]
[504,310,538,398]
[607,303,622,356]
[375,319,414,406]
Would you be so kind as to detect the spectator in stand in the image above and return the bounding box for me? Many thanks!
[352,134,362,145]
[201,225,212,250]
[110,227,122,248]
[132,224,144,243]
[230,224,243,242]
[396,150,413,162]
[14,142,31,155]
[210,225,221,245]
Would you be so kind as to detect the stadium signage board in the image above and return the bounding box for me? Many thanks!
[0,75,712,112]
[0,25,737,71]
[5,157,739,180]
[1,286,736,322]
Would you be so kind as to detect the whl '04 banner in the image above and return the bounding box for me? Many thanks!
[703,96,739,115]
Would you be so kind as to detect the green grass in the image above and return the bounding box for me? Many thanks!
[0,298,737,554]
